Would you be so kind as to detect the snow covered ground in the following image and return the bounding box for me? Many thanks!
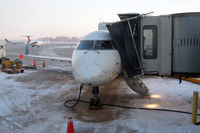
[0,44,200,133]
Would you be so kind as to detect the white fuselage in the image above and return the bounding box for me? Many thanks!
[71,30,122,86]
[27,41,43,47]
[72,49,121,86]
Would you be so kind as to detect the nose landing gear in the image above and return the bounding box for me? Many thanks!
[90,86,102,109]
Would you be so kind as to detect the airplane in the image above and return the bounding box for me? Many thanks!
[5,38,16,44]
[5,37,77,47]
[20,30,149,109]
[5,37,43,47]
[4,38,24,44]
[25,36,43,47]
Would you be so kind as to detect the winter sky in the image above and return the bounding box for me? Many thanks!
[0,0,200,40]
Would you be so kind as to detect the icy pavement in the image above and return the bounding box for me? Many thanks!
[0,70,200,133]
[1,44,200,133]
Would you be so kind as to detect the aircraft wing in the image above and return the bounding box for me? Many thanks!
[24,54,72,62]
[7,53,72,62]
[5,41,26,45]
[43,42,78,45]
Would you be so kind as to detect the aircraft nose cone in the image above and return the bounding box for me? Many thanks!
[72,63,103,85]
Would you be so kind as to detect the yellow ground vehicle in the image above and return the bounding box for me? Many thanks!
[1,59,24,74]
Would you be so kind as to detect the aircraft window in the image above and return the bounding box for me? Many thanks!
[143,25,157,59]
[94,41,114,50]
[94,41,101,49]
[76,41,93,50]
[0,45,3,49]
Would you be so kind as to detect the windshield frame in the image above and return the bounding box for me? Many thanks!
[76,40,115,50]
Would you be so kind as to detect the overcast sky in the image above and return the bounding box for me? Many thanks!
[0,0,200,40]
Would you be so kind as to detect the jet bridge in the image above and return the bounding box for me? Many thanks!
[106,12,200,77]
[105,12,200,95]
[106,14,143,78]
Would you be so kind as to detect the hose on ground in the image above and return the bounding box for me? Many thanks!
[64,84,83,108]
[64,87,200,117]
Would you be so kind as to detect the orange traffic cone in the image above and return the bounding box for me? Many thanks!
[33,59,36,67]
[67,117,74,133]
[43,60,46,67]
[19,54,23,60]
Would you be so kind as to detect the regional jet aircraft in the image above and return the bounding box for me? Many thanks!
[5,36,77,47]
[25,36,43,47]
[5,39,24,44]
[21,30,149,108]
[5,37,42,47]
[24,35,78,47]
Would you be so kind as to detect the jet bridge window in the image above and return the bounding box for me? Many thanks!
[76,41,93,50]
[94,41,114,50]
[143,26,157,59]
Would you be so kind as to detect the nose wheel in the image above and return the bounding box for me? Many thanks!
[90,86,102,109]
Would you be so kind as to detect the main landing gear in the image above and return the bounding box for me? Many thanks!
[90,86,102,109]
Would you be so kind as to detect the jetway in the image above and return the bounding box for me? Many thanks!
[106,16,143,78]
[106,12,200,78]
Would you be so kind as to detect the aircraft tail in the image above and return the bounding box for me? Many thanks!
[26,36,31,42]
[5,39,8,43]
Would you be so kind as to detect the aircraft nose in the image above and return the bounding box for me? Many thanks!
[73,63,103,85]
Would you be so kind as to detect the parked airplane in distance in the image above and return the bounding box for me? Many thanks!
[5,36,77,47]
[25,36,43,47]
[5,39,24,44]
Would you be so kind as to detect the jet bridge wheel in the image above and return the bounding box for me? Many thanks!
[89,86,102,109]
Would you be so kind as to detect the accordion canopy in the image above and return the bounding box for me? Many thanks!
[106,17,142,78]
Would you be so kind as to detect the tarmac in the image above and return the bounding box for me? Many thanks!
[1,43,200,133]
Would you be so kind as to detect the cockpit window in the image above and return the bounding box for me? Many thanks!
[76,40,114,50]
[76,41,93,50]
[94,41,114,50]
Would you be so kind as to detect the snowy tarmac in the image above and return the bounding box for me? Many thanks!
[0,43,200,133]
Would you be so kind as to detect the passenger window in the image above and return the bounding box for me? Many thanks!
[94,41,114,50]
[143,25,157,59]
[76,41,93,50]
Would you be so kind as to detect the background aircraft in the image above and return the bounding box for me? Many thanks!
[5,38,24,44]
[25,36,43,47]
[5,36,77,47]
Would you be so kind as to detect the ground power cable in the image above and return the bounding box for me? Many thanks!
[64,84,83,108]
[64,86,200,117]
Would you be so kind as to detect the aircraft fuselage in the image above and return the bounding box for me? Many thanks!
[72,30,122,86]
